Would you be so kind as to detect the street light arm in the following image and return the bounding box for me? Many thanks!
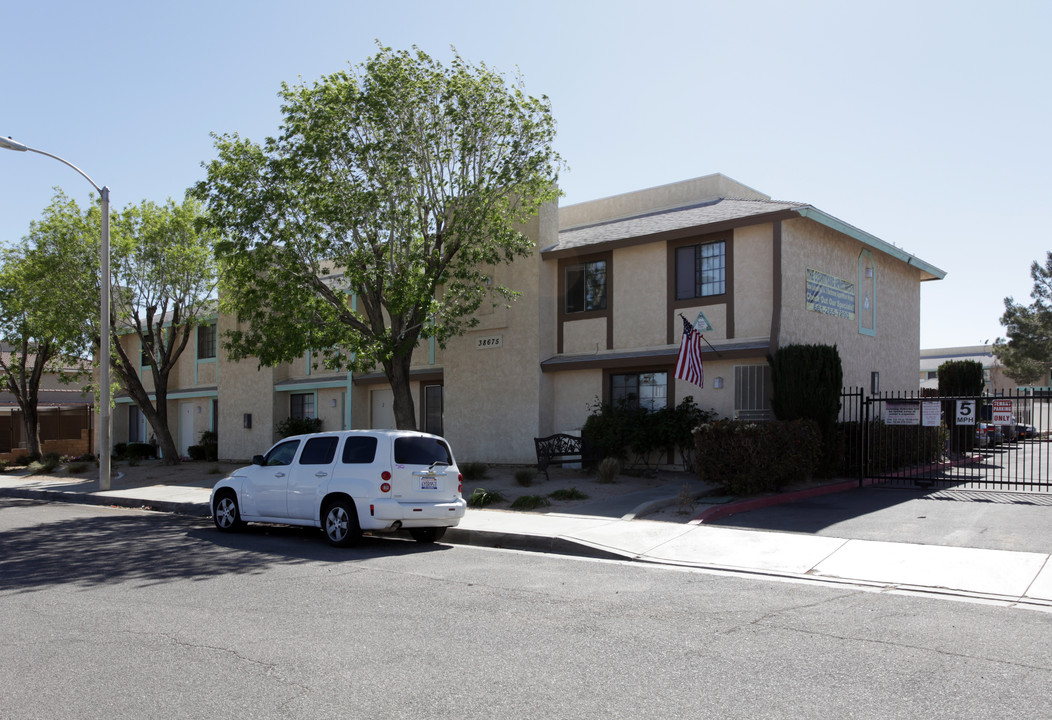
[1,136,104,196]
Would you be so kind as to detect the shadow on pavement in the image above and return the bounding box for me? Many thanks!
[0,499,449,595]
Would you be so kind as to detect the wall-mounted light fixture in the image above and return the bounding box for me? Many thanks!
[330,398,337,407]
[195,406,202,414]
[865,267,874,278]
[713,377,724,389]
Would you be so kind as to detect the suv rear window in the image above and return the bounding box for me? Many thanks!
[342,436,378,464]
[394,436,452,466]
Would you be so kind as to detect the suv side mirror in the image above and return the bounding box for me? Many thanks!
[252,454,265,466]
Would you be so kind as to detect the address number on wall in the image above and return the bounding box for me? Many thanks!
[475,335,503,349]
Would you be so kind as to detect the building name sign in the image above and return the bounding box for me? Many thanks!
[475,335,503,349]
[806,268,855,320]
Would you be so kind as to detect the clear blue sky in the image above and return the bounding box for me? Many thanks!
[2,0,1048,350]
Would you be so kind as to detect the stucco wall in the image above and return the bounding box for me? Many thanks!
[778,218,920,392]
[612,243,666,348]
[440,202,558,464]
[732,224,774,340]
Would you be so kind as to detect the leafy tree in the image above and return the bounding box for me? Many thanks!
[0,192,96,455]
[194,44,561,429]
[102,197,219,463]
[938,359,984,453]
[994,251,1052,385]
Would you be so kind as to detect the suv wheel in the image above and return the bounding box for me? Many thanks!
[323,499,362,547]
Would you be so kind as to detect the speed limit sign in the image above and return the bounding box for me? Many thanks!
[956,399,976,425]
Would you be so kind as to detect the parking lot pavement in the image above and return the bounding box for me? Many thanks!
[706,485,1052,554]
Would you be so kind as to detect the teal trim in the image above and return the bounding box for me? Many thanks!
[795,207,946,281]
[858,249,876,337]
[429,336,436,364]
[274,378,348,391]
[305,350,312,376]
[345,371,354,428]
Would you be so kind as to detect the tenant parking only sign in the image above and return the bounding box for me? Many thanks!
[992,398,1013,424]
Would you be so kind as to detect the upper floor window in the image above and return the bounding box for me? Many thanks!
[565,259,607,313]
[197,323,217,359]
[676,240,725,300]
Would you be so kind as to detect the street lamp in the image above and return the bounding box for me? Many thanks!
[0,136,112,491]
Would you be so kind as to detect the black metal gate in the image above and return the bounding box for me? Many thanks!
[840,388,1051,492]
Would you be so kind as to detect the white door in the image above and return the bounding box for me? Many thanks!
[179,402,195,457]
[370,388,395,429]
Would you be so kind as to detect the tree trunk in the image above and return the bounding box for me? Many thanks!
[20,407,41,458]
[385,354,418,430]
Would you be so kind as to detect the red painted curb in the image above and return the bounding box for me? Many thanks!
[692,477,881,524]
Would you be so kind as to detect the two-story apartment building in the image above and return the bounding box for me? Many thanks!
[109,174,945,465]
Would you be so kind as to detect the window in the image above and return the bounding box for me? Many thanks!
[565,260,607,313]
[394,436,453,466]
[299,436,338,465]
[342,436,378,464]
[290,393,315,419]
[734,365,772,421]
[611,372,668,412]
[265,440,300,466]
[197,324,217,359]
[129,405,143,443]
[423,385,443,436]
[675,241,725,299]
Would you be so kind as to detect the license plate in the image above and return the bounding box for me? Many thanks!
[420,476,438,490]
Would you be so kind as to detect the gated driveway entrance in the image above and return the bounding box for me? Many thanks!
[841,389,1051,492]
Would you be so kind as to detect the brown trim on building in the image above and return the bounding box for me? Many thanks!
[770,221,782,354]
[666,230,735,343]
[556,251,613,354]
[540,342,770,373]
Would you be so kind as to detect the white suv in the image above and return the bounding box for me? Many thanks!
[211,429,466,546]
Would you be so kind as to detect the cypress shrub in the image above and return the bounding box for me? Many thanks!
[938,359,985,453]
[768,344,843,476]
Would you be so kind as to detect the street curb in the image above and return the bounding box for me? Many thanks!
[0,487,211,517]
[443,526,631,562]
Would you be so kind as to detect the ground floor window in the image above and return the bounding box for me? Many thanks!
[611,371,668,412]
[129,405,143,443]
[290,392,315,419]
[423,384,443,436]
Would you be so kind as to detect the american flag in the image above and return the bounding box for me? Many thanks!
[674,315,704,387]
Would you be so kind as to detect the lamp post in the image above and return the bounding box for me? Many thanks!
[0,136,112,490]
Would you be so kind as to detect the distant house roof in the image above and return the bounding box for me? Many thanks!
[545,196,946,282]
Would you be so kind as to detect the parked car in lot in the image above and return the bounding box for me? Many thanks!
[1017,424,1038,440]
[975,423,1002,447]
[211,429,466,546]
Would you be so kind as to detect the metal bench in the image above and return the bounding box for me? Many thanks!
[534,433,591,481]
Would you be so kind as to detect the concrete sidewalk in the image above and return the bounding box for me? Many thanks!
[2,471,1050,610]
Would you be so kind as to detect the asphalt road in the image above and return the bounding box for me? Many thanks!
[708,486,1052,553]
[2,498,1052,719]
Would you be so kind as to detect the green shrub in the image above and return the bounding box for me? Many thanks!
[461,462,489,481]
[514,468,535,486]
[596,457,620,484]
[549,487,588,501]
[199,430,219,462]
[29,453,61,475]
[582,395,716,471]
[187,445,207,461]
[694,418,821,495]
[510,494,551,510]
[769,344,843,477]
[466,488,505,508]
[65,462,90,474]
[938,359,985,453]
[276,416,323,438]
[114,443,128,458]
[126,443,157,460]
